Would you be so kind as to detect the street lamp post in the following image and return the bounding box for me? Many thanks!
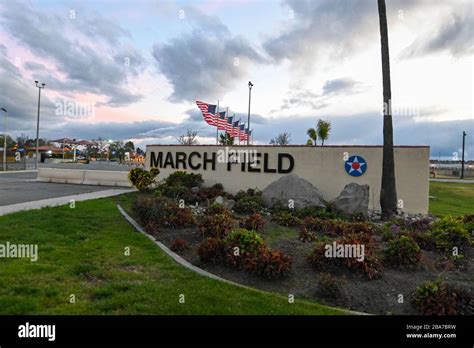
[1,107,7,172]
[461,131,466,179]
[35,81,46,169]
[247,81,253,145]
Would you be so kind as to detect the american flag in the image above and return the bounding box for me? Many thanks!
[196,101,217,126]
[239,124,248,141]
[217,111,227,130]
[225,115,234,135]
[232,120,240,137]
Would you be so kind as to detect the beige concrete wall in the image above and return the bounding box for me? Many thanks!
[38,168,132,187]
[146,145,430,214]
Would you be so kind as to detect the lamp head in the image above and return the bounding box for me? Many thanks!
[1,108,6,112]
[248,81,253,88]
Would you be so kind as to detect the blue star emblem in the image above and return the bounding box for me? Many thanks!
[345,155,367,177]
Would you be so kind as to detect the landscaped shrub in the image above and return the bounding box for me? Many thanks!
[167,207,195,228]
[199,228,292,279]
[299,226,317,243]
[460,214,474,232]
[412,280,474,315]
[428,216,471,252]
[197,238,227,264]
[239,213,266,232]
[206,203,229,215]
[247,248,292,279]
[308,233,382,279]
[339,232,383,279]
[271,211,302,227]
[317,273,344,299]
[165,171,203,188]
[308,242,339,272]
[128,167,160,191]
[383,235,421,269]
[132,196,194,229]
[198,210,236,239]
[294,206,339,220]
[154,172,224,204]
[225,229,265,254]
[233,189,265,214]
[170,238,189,253]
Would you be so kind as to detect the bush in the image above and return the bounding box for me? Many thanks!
[247,248,292,279]
[199,229,292,279]
[272,211,302,227]
[317,273,344,299]
[308,233,383,279]
[225,229,265,254]
[412,280,474,315]
[167,208,195,228]
[197,238,227,264]
[198,211,236,239]
[206,203,230,216]
[240,213,266,232]
[233,189,265,214]
[339,232,383,279]
[132,196,194,229]
[428,216,471,252]
[165,171,203,188]
[383,235,421,269]
[128,168,160,191]
[233,197,265,214]
[308,242,339,272]
[170,238,188,253]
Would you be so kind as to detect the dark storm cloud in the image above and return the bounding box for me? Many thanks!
[274,78,363,112]
[400,6,474,59]
[0,1,146,107]
[0,49,57,133]
[152,9,265,103]
[322,78,360,95]
[263,0,377,65]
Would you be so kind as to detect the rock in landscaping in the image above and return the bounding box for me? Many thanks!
[331,183,369,217]
[262,174,325,209]
[213,196,234,210]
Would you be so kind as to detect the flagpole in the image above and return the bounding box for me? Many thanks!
[216,100,219,145]
[226,107,229,143]
[238,118,241,145]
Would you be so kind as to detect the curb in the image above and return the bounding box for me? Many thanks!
[117,204,369,315]
[0,189,135,216]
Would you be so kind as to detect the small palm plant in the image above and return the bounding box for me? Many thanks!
[317,119,331,146]
[307,128,317,146]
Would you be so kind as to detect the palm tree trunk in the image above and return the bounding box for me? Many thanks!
[378,0,397,220]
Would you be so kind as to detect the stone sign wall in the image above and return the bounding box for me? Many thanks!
[146,145,430,214]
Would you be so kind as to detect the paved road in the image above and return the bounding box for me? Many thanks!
[0,171,116,207]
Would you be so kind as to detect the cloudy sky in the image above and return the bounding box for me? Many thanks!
[0,0,472,158]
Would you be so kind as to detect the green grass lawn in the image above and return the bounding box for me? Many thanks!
[0,197,345,315]
[429,181,474,216]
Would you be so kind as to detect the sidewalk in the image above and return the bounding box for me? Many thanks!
[0,188,135,216]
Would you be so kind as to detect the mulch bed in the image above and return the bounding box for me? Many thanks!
[145,218,474,315]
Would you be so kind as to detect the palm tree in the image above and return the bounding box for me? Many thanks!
[378,0,397,220]
[219,133,234,145]
[307,128,317,146]
[317,119,331,146]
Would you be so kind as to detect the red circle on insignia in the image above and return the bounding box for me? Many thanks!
[352,162,360,170]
